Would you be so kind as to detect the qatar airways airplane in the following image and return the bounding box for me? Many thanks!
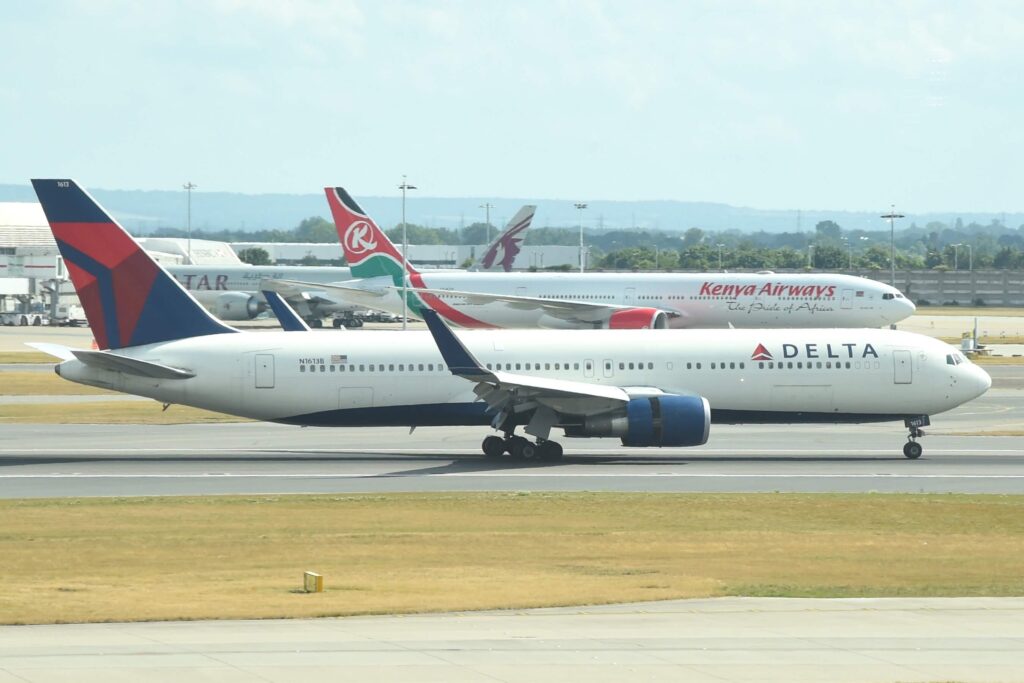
[266,188,916,330]
[30,179,987,461]
[167,205,536,327]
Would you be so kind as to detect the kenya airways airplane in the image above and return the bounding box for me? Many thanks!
[268,188,916,330]
[166,205,536,327]
[29,179,987,460]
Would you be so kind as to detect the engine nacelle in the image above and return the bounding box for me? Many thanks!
[567,395,710,447]
[213,292,262,320]
[607,308,668,329]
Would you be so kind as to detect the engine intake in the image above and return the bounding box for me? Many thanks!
[213,292,262,320]
[607,308,668,329]
[568,395,710,447]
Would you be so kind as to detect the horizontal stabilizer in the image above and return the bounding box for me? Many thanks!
[25,342,77,361]
[71,350,196,379]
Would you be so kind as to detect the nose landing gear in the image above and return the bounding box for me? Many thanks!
[902,416,930,459]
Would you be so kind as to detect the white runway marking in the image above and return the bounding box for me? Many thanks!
[1,447,1022,455]
[3,472,1024,479]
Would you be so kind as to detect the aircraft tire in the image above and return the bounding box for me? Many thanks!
[332,318,343,328]
[482,436,505,458]
[539,441,563,461]
[510,437,537,460]
[310,318,324,328]
[903,442,922,459]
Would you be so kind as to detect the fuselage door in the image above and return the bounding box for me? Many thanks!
[893,349,912,384]
[841,289,853,309]
[255,354,275,389]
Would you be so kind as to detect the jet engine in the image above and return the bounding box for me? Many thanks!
[565,395,710,446]
[213,292,262,320]
[607,308,669,329]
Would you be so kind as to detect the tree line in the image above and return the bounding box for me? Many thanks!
[152,215,1024,270]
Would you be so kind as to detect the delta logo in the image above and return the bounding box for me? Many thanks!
[751,342,879,361]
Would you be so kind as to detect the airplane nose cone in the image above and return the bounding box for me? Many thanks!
[967,363,992,399]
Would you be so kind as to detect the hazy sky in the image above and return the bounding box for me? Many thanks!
[3,1,1022,211]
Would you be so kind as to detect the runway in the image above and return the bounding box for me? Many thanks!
[1,388,1022,497]
[3,597,1022,682]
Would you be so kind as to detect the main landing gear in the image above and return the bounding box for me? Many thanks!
[902,416,930,459]
[481,433,563,462]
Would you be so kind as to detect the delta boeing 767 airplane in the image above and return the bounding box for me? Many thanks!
[29,180,987,460]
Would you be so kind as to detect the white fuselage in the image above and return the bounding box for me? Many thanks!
[56,328,988,435]
[369,272,915,329]
[167,265,355,315]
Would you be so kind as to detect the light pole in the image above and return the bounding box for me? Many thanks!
[965,243,973,272]
[399,176,417,330]
[717,243,725,271]
[842,237,852,269]
[881,205,905,287]
[479,203,495,243]
[807,244,815,268]
[574,202,588,272]
[183,182,196,263]
[952,243,961,271]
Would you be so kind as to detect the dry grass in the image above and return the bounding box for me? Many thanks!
[939,336,1024,345]
[0,401,246,424]
[0,371,115,396]
[0,351,55,364]
[972,355,1024,365]
[1,492,1022,625]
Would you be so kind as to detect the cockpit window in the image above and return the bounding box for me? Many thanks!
[946,353,966,366]
[882,293,895,300]
[895,293,904,298]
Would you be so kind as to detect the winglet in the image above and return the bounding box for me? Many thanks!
[421,309,493,379]
[262,290,312,332]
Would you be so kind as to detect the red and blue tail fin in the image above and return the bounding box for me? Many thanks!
[325,187,418,284]
[31,179,236,350]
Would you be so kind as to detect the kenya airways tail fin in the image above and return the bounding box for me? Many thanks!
[31,179,236,350]
[325,187,417,285]
[472,205,536,272]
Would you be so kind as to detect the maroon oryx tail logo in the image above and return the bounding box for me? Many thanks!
[751,343,773,361]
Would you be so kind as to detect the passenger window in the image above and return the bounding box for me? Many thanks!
[711,362,716,369]
[797,362,802,369]
[545,363,551,370]
[619,362,625,370]
[739,362,744,369]
[628,362,634,370]
[428,364,434,371]
[330,365,335,372]
[730,362,735,369]
[516,363,521,370]
[758,362,764,369]
[300,365,306,372]
[389,364,395,371]
[419,364,424,371]
[359,364,365,371]
[686,362,692,369]
[555,363,561,370]
[486,363,492,370]
[695,363,700,369]
[574,363,580,370]
[320,365,326,372]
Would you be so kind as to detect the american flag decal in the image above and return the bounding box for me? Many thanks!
[331,354,348,364]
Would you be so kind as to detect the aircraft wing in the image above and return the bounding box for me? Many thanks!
[385,284,679,324]
[421,309,633,431]
[263,278,391,307]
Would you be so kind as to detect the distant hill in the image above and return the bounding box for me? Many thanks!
[1,183,1020,234]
